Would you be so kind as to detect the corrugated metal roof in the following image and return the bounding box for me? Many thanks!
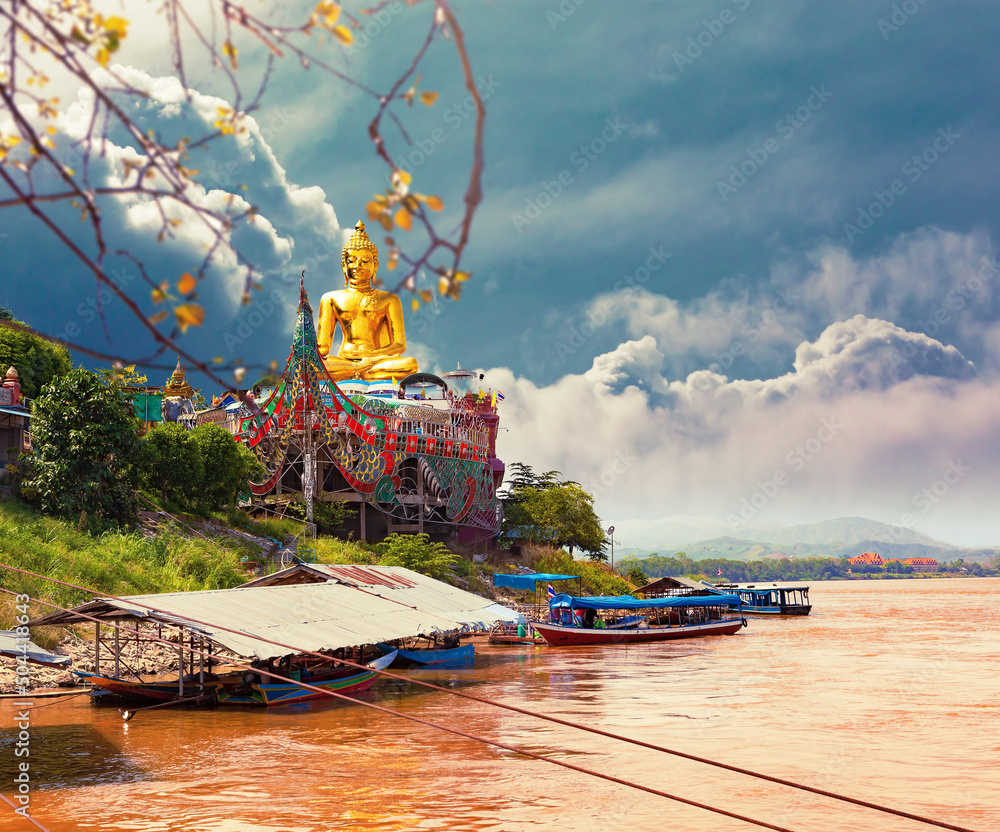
[29,566,518,660]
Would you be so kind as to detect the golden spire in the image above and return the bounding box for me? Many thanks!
[341,220,379,272]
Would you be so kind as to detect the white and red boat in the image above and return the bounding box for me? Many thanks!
[531,593,746,647]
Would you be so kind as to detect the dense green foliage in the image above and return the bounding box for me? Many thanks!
[138,423,204,506]
[375,532,457,579]
[500,463,607,556]
[286,496,356,536]
[24,368,140,530]
[188,423,265,510]
[0,308,72,398]
[0,497,249,628]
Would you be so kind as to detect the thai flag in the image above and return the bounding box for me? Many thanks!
[547,584,555,599]
[717,569,722,577]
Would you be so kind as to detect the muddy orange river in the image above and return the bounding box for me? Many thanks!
[2,578,998,831]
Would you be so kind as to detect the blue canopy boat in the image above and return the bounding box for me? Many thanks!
[703,581,812,615]
[376,639,474,668]
[531,593,746,646]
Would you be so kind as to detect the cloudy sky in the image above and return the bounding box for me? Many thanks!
[3,1,1000,546]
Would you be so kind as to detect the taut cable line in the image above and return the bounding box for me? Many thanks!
[0,587,798,832]
[0,563,984,832]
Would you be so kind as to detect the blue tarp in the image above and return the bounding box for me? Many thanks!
[492,573,580,591]
[550,593,742,610]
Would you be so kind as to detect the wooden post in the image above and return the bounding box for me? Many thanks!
[95,622,101,675]
[199,639,205,685]
[178,638,184,698]
[359,499,366,542]
[113,626,120,679]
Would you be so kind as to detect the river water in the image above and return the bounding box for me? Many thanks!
[1,577,998,832]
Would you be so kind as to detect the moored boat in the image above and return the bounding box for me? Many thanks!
[704,581,812,615]
[376,639,473,668]
[216,650,396,706]
[72,671,216,703]
[531,593,746,647]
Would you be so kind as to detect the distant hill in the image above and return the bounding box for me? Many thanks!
[657,537,998,565]
[741,517,942,547]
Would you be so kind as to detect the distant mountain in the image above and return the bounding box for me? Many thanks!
[613,515,996,564]
[740,517,942,547]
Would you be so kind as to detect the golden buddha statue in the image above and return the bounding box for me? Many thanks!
[317,221,419,381]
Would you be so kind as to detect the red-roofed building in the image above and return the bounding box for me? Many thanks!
[904,557,939,572]
[849,552,884,566]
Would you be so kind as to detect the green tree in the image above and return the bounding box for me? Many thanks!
[0,311,72,398]
[625,566,648,587]
[189,423,264,510]
[376,533,456,580]
[138,423,204,507]
[500,466,607,557]
[24,368,140,529]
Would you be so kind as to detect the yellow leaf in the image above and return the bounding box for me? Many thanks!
[395,207,412,231]
[96,47,110,68]
[366,200,384,220]
[222,41,238,70]
[46,125,57,135]
[419,289,432,303]
[425,195,444,211]
[105,16,129,37]
[393,169,412,186]
[177,272,197,295]
[411,298,420,312]
[333,25,353,45]
[438,276,450,296]
[387,258,398,271]
[212,356,225,364]
[149,310,168,324]
[454,271,471,283]
[151,286,166,304]
[419,91,439,107]
[378,213,393,231]
[174,303,205,331]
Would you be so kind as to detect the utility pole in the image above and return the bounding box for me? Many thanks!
[607,525,615,571]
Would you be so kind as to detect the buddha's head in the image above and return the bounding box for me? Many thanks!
[341,221,379,289]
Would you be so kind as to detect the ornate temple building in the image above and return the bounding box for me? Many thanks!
[227,222,504,545]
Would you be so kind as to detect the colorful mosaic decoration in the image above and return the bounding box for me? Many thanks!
[233,281,501,534]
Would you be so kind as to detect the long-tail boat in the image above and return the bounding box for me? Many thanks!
[530,593,746,646]
[215,650,396,706]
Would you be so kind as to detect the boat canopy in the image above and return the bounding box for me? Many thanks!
[492,573,579,591]
[550,593,742,611]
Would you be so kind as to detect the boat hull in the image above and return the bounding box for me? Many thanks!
[217,668,380,706]
[377,642,474,668]
[530,617,745,646]
[742,605,812,615]
[73,672,207,703]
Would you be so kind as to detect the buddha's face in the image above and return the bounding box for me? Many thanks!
[344,248,376,287]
